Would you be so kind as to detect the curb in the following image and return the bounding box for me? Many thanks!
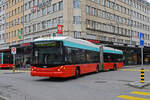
[128,81,150,89]
[2,70,30,74]
[124,65,150,68]
[0,95,9,100]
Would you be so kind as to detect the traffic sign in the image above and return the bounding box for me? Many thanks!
[57,24,63,34]
[31,6,37,13]
[140,33,144,46]
[11,47,16,55]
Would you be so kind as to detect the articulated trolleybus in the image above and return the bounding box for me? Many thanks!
[31,37,123,78]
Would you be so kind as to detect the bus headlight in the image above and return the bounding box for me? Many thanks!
[31,67,36,71]
[58,69,61,71]
[57,66,66,71]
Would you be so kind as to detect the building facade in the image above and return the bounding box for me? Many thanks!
[23,0,64,43]
[127,0,150,65]
[5,0,24,45]
[23,0,150,44]
[0,0,7,50]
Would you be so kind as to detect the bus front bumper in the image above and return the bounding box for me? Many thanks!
[31,71,68,78]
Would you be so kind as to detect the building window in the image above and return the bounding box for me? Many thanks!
[42,8,46,16]
[74,31,81,38]
[92,21,96,29]
[73,16,81,24]
[53,3,57,12]
[73,0,80,8]
[86,6,90,14]
[52,18,57,27]
[25,27,28,33]
[47,20,51,28]
[37,0,40,5]
[33,0,37,6]
[42,21,46,29]
[47,6,51,14]
[33,24,36,32]
[29,1,32,8]
[86,20,91,28]
[29,14,31,21]
[59,1,63,10]
[18,18,20,24]
[58,16,63,25]
[25,3,28,10]
[37,23,40,30]
[37,10,41,17]
[28,26,31,33]
[21,17,24,23]
[25,15,27,22]
[108,25,111,32]
[92,7,96,16]
[97,9,101,17]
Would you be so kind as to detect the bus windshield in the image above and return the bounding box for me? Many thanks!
[32,41,65,67]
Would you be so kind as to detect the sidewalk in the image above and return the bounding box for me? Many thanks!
[0,69,30,74]
[124,65,150,69]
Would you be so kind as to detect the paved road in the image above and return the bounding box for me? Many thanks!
[0,66,150,100]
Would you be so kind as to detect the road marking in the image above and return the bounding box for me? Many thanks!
[130,91,150,96]
[118,95,150,100]
[119,69,150,72]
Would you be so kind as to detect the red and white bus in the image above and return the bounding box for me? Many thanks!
[0,52,13,69]
[30,37,123,78]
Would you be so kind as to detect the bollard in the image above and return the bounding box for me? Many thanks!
[141,68,144,83]
[12,65,15,73]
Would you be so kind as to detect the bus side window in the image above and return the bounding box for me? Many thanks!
[87,53,91,62]
[108,56,111,62]
[65,47,72,64]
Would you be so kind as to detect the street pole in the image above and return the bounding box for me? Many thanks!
[141,46,145,83]
[141,46,143,66]
[13,54,16,72]
[140,32,144,83]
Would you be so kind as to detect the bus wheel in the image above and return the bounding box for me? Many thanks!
[74,67,80,79]
[113,64,117,71]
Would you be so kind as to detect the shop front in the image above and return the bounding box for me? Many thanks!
[85,38,150,66]
[10,43,32,69]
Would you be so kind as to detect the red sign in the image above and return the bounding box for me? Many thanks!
[32,6,37,13]
[88,40,101,44]
[57,24,63,34]
[11,47,16,54]
[21,43,31,47]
